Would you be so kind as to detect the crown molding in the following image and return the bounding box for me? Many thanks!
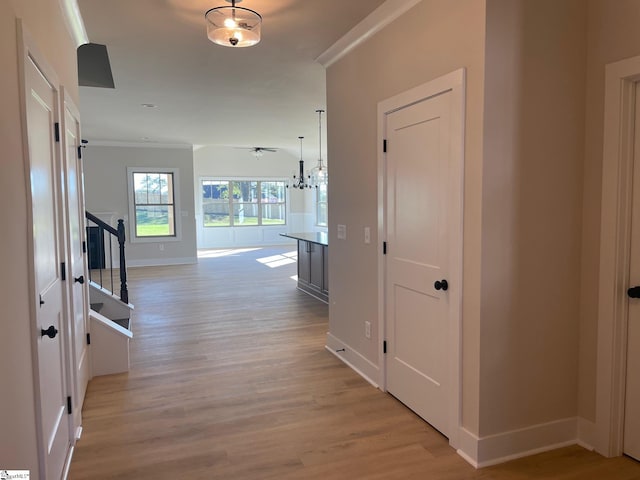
[316,0,423,68]
[85,140,192,149]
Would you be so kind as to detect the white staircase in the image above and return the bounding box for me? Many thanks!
[89,281,133,376]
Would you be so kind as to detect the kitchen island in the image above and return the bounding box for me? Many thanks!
[280,232,328,303]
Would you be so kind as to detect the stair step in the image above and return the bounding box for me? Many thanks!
[90,302,105,313]
[112,318,130,330]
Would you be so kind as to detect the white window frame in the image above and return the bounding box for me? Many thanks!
[315,183,328,227]
[127,166,182,243]
[200,177,288,228]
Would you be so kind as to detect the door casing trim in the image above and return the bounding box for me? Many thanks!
[596,54,640,457]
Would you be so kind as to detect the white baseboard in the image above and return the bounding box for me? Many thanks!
[128,256,197,267]
[457,417,578,468]
[325,333,380,388]
[577,417,596,451]
[457,427,481,467]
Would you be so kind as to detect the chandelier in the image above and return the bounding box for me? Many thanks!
[205,0,262,48]
[310,109,327,187]
[288,136,311,189]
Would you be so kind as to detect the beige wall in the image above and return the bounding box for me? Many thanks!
[83,145,198,266]
[479,0,586,436]
[578,0,640,422]
[326,0,487,434]
[327,0,594,444]
[0,0,78,474]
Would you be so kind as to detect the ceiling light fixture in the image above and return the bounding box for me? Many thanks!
[205,0,262,48]
[288,136,311,189]
[310,109,327,187]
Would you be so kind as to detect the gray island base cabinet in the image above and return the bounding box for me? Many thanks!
[280,232,328,303]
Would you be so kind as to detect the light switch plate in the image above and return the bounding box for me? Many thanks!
[337,224,347,240]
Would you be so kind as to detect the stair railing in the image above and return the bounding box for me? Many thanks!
[85,211,129,304]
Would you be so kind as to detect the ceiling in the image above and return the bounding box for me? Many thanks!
[77,0,386,155]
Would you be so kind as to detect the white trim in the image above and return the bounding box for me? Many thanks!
[595,54,640,457]
[62,443,74,480]
[457,418,578,468]
[58,0,89,47]
[60,85,88,442]
[127,166,183,243]
[377,68,465,449]
[577,417,596,451]
[87,140,192,149]
[457,428,481,467]
[89,310,133,338]
[316,0,423,68]
[325,333,381,388]
[89,310,132,376]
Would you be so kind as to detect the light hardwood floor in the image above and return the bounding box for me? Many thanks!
[69,247,640,479]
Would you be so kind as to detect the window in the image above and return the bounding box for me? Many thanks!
[128,167,181,242]
[202,180,230,227]
[261,181,286,225]
[233,180,258,226]
[316,183,328,227]
[202,179,286,227]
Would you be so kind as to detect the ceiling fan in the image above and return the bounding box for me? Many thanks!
[236,146,278,157]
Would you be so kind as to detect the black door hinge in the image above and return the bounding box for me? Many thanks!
[383,340,387,354]
[77,145,82,159]
[82,240,87,253]
[383,242,387,255]
[61,262,66,281]
[383,139,387,153]
[54,122,60,142]
[86,333,91,345]
[67,396,72,415]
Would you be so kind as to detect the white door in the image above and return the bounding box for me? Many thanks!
[25,53,71,478]
[624,82,640,462]
[62,92,90,435]
[383,73,463,439]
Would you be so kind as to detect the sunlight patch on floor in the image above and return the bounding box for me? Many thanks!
[197,247,262,258]
[256,250,297,268]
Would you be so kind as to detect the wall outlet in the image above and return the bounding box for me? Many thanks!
[337,224,347,240]
[365,321,371,339]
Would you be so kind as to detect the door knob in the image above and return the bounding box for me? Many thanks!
[41,325,59,339]
[628,286,640,298]
[74,275,85,284]
[434,279,449,291]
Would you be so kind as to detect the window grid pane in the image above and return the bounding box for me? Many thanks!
[203,180,231,227]
[316,184,328,227]
[203,179,286,227]
[133,172,176,237]
[234,203,259,226]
